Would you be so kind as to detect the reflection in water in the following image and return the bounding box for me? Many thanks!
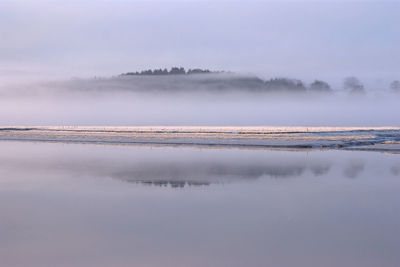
[139,180,211,188]
[0,142,333,187]
[310,162,331,176]
[343,160,365,178]
[391,165,400,175]
[111,162,310,187]
[1,141,400,267]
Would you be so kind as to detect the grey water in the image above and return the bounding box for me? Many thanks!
[1,141,399,267]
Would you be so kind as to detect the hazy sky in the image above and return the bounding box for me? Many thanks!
[1,0,399,83]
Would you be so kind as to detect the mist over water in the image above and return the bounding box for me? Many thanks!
[1,75,399,126]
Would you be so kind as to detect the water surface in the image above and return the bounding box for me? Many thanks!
[0,141,399,267]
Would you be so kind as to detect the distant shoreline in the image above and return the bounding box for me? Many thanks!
[0,126,399,152]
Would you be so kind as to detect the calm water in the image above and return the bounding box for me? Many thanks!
[0,141,399,267]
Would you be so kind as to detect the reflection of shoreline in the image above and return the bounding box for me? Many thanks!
[109,162,317,187]
[0,126,400,151]
[134,180,211,188]
[0,144,333,187]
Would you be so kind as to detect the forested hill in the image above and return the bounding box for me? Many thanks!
[42,67,388,95]
[116,67,331,93]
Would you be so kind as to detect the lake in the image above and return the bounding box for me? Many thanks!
[1,141,399,267]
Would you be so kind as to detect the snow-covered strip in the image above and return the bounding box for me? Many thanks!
[0,126,400,151]
[1,126,400,134]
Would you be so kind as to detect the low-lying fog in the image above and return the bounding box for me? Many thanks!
[1,74,399,126]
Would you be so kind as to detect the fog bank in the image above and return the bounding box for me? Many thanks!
[1,74,399,126]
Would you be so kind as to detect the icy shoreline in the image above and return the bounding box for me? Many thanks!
[2,126,400,132]
[0,126,400,151]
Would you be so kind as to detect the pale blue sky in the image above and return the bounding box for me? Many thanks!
[0,0,399,84]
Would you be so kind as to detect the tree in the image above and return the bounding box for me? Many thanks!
[121,67,219,76]
[140,69,153,75]
[188,68,211,74]
[309,80,332,93]
[343,76,364,94]
[170,67,186,74]
[153,68,164,75]
[264,78,306,92]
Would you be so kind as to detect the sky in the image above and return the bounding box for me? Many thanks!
[0,0,399,84]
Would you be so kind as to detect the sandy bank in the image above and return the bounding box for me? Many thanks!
[0,126,399,151]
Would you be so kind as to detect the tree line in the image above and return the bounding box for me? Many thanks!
[266,77,400,94]
[122,67,222,76]
[120,67,400,93]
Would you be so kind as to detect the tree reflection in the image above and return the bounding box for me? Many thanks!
[343,160,365,178]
